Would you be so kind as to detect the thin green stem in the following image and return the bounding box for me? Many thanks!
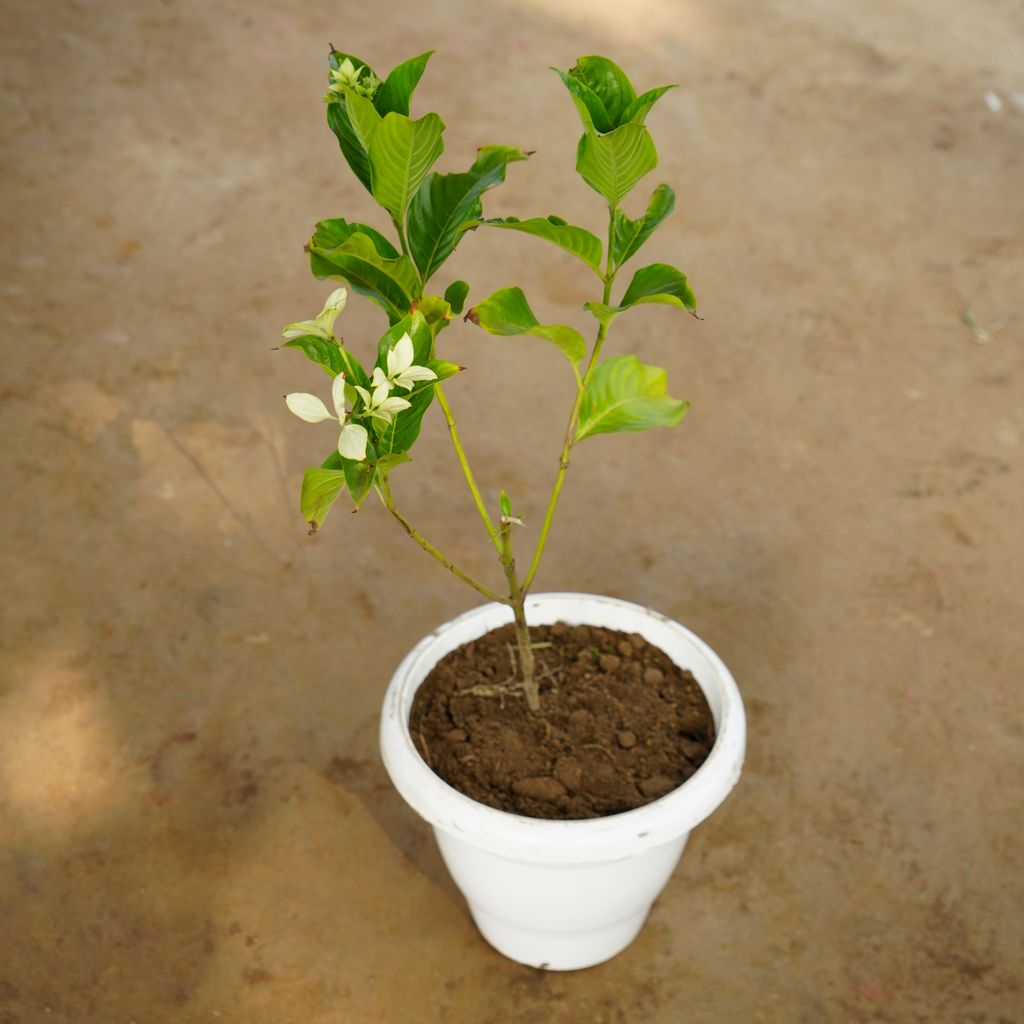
[378,478,508,605]
[521,203,619,593]
[435,384,504,554]
[498,519,539,710]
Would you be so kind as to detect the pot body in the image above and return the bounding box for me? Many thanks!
[379,593,746,970]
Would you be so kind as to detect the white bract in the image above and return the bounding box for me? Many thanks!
[285,372,368,461]
[371,332,438,392]
[282,287,348,341]
[354,381,412,427]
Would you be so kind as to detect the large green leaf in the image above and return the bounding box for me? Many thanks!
[407,145,529,283]
[576,122,657,207]
[369,112,445,226]
[552,68,612,133]
[281,335,370,387]
[570,56,637,129]
[472,216,603,275]
[576,355,688,441]
[309,225,418,325]
[466,286,586,367]
[585,262,697,328]
[374,51,434,116]
[612,184,675,267]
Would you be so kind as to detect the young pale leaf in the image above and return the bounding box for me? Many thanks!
[570,56,637,129]
[552,68,613,133]
[576,122,657,207]
[369,111,445,226]
[466,286,586,367]
[444,280,470,314]
[374,51,434,116]
[612,184,676,267]
[376,452,412,474]
[427,358,463,382]
[309,228,418,325]
[300,450,350,529]
[499,491,512,517]
[621,85,677,126]
[471,216,604,275]
[576,355,689,441]
[281,336,370,387]
[407,146,530,283]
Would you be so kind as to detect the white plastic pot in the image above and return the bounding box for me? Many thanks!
[379,593,746,971]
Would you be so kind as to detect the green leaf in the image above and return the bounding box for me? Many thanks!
[417,294,453,334]
[576,122,657,207]
[312,217,400,259]
[325,50,378,191]
[407,146,529,283]
[343,455,375,509]
[466,286,586,367]
[570,56,637,129]
[576,355,688,441]
[472,216,603,275]
[612,184,675,267]
[369,111,445,226]
[622,85,677,126]
[552,68,613,133]
[342,87,383,154]
[281,335,370,387]
[444,280,469,314]
[374,51,434,116]
[376,452,412,474]
[585,262,697,329]
[620,262,697,313]
[309,226,418,325]
[375,311,433,369]
[499,491,512,517]
[427,358,462,382]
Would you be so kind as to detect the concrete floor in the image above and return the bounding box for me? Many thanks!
[2,0,1022,1020]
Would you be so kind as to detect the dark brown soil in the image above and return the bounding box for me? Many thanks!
[409,622,716,820]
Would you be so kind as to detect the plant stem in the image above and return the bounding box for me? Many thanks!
[521,203,619,593]
[434,384,504,554]
[498,518,539,711]
[378,478,508,605]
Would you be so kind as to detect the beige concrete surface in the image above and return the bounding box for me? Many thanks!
[2,0,1022,1020]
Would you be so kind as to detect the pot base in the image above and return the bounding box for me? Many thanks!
[470,905,649,972]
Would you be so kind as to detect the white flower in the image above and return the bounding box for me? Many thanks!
[327,58,362,92]
[327,60,380,99]
[353,380,411,427]
[285,372,368,461]
[281,287,348,341]
[371,332,438,392]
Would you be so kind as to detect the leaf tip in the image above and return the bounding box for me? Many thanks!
[307,521,320,536]
[463,308,480,325]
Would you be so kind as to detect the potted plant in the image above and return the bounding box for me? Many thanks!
[279,48,746,971]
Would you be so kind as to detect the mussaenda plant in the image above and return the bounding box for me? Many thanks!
[281,49,698,712]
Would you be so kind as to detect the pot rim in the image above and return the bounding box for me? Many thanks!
[380,592,746,863]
